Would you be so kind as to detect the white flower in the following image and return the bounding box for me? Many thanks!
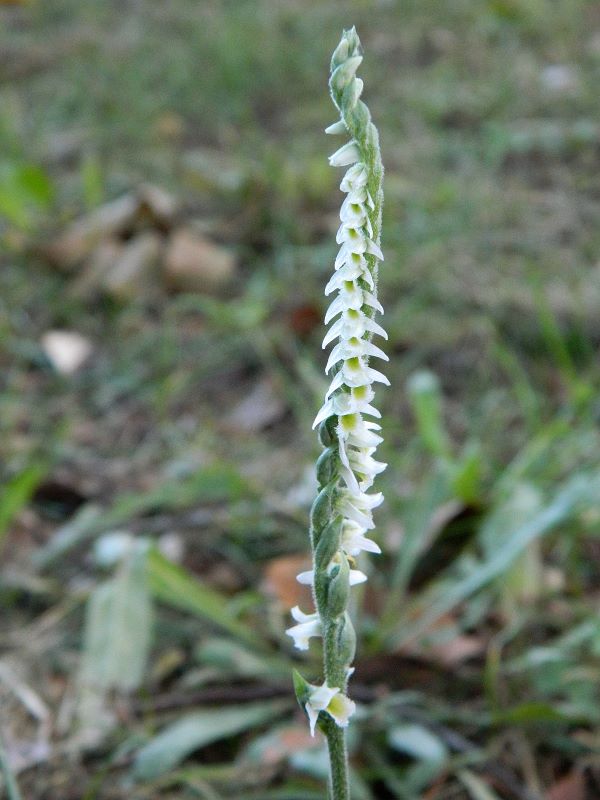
[338,412,382,442]
[341,520,381,556]
[336,228,367,257]
[322,309,387,348]
[329,141,361,167]
[340,163,368,191]
[325,337,388,374]
[324,286,383,323]
[285,606,321,651]
[338,489,384,529]
[325,358,390,397]
[312,385,381,429]
[296,567,368,587]
[345,447,387,488]
[305,682,356,736]
[340,196,368,226]
[325,258,374,293]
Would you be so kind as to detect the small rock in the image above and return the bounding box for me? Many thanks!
[69,238,125,300]
[540,64,579,93]
[163,228,235,293]
[42,194,139,271]
[103,232,162,301]
[40,330,93,374]
[136,184,179,231]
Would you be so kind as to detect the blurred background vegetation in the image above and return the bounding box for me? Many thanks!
[2,0,600,798]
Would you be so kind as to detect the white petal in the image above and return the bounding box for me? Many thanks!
[363,316,388,340]
[325,370,345,398]
[349,569,368,585]
[306,702,319,737]
[327,693,356,728]
[291,605,318,623]
[325,120,347,135]
[286,617,321,650]
[312,398,335,428]
[362,290,384,314]
[329,141,360,167]
[309,684,339,711]
[366,239,384,260]
[340,164,367,191]
[324,295,345,325]
[296,570,315,585]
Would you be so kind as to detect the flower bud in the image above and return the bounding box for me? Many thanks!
[318,416,338,447]
[330,37,350,70]
[315,517,342,572]
[316,446,339,487]
[330,56,363,94]
[338,613,357,667]
[342,76,363,109]
[310,485,335,545]
[326,553,351,618]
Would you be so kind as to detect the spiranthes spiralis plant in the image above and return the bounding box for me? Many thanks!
[286,27,387,800]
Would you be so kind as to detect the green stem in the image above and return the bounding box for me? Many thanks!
[326,723,350,800]
[323,619,350,799]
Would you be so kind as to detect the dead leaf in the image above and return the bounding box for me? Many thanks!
[69,238,125,300]
[262,554,312,609]
[547,770,586,800]
[103,231,162,300]
[164,228,236,293]
[137,184,179,230]
[41,193,139,270]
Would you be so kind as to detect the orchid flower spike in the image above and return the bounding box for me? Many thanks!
[290,27,387,799]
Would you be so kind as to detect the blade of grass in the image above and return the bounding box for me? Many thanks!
[146,549,258,646]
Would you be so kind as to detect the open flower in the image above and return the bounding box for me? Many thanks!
[341,519,381,557]
[305,682,356,736]
[285,606,321,651]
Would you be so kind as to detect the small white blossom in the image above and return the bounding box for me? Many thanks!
[285,606,321,651]
[326,331,387,368]
[322,309,387,348]
[305,682,356,736]
[341,519,381,556]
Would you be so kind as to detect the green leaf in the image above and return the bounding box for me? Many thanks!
[0,162,53,228]
[407,370,451,460]
[387,724,447,763]
[493,702,566,725]
[81,152,104,210]
[132,700,288,781]
[146,549,254,644]
[80,549,153,692]
[451,442,482,505]
[392,472,600,647]
[292,669,310,706]
[457,770,503,800]
[197,638,289,678]
[0,463,47,546]
[34,464,250,568]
